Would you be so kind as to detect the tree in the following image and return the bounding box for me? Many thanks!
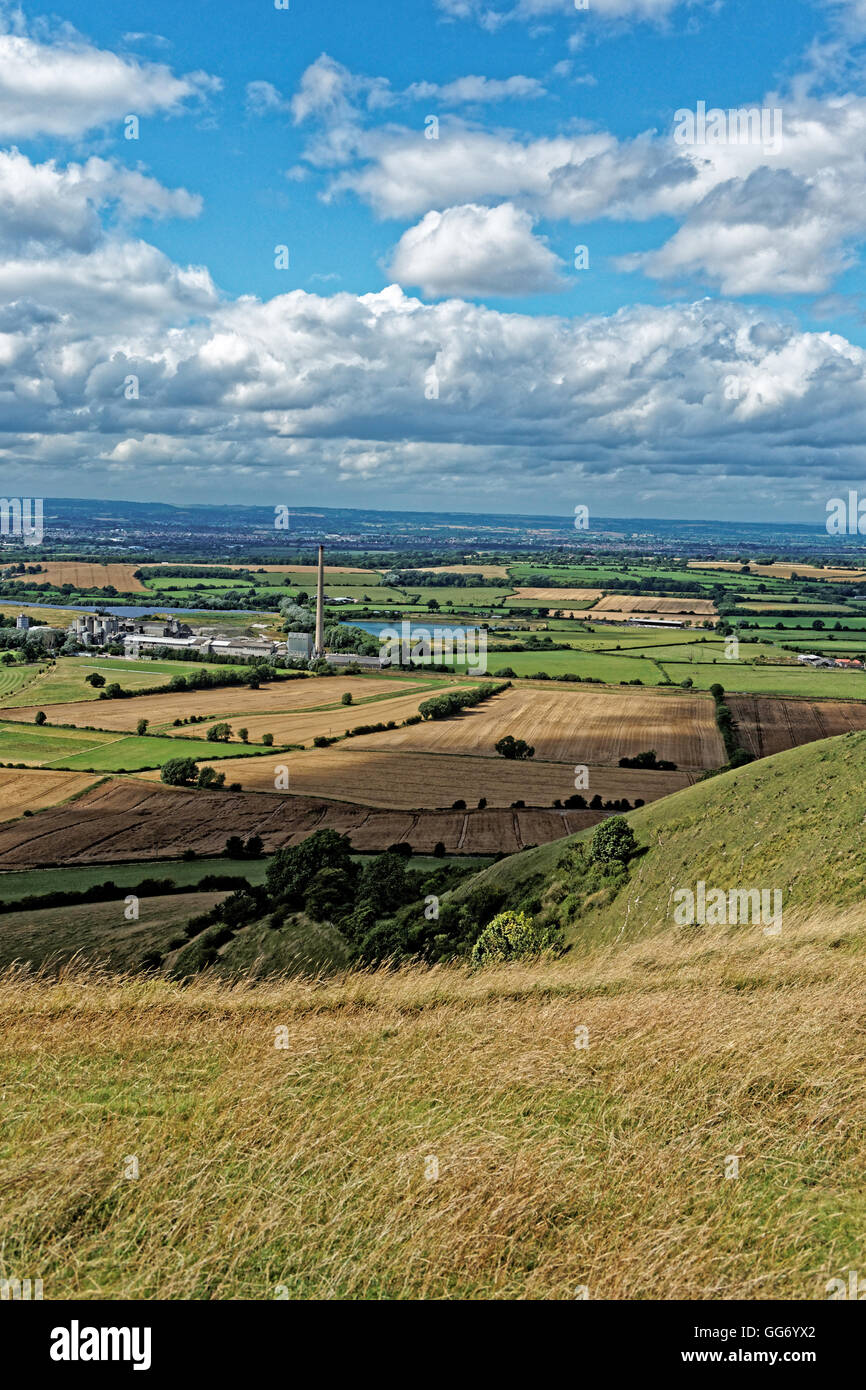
[305,866,355,922]
[85,672,105,688]
[495,734,535,761]
[244,834,263,858]
[238,727,249,743]
[34,710,47,726]
[266,830,356,907]
[161,757,199,786]
[104,682,122,698]
[206,722,232,743]
[225,835,245,858]
[262,733,274,747]
[197,766,225,789]
[432,841,446,858]
[709,683,725,701]
[471,911,560,964]
[589,816,637,866]
[341,692,353,706]
[136,718,148,736]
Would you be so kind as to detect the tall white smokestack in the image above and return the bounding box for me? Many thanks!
[315,544,325,657]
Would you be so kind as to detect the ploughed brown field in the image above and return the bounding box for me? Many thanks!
[0,778,605,865]
[728,695,866,759]
[2,673,435,733]
[27,561,147,592]
[340,686,725,771]
[0,769,103,822]
[590,595,718,626]
[177,749,694,810]
[164,684,465,746]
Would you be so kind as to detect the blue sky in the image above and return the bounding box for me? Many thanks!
[3,0,866,521]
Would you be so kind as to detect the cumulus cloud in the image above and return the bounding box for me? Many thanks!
[389,203,565,295]
[0,19,218,139]
[0,149,201,256]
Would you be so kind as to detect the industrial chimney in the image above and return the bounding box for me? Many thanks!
[315,544,325,657]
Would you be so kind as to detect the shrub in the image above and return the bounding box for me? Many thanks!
[589,816,637,866]
[471,910,560,965]
[495,734,535,760]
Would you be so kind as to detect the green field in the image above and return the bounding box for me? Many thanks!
[0,656,252,708]
[654,660,866,697]
[0,722,279,771]
[0,852,495,904]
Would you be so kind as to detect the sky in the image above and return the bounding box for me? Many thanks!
[2,0,866,522]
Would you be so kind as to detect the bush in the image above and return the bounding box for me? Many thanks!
[471,910,560,965]
[589,816,637,866]
[495,734,535,760]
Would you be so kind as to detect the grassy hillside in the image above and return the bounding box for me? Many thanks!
[450,728,866,949]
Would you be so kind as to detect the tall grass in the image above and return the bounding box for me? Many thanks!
[1,908,863,1300]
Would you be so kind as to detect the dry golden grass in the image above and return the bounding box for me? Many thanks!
[176,747,693,809]
[0,768,102,821]
[344,686,724,770]
[1,909,862,1299]
[27,561,147,592]
[4,674,429,733]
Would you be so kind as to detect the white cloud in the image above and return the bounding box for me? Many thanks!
[0,149,201,256]
[389,202,565,295]
[406,74,547,104]
[0,20,218,139]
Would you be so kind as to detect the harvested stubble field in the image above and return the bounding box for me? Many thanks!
[595,597,717,614]
[25,561,147,592]
[2,908,862,1298]
[728,695,866,759]
[510,587,602,603]
[415,563,510,578]
[164,684,465,747]
[2,673,430,733]
[0,778,599,865]
[184,748,692,810]
[0,768,102,822]
[689,560,866,582]
[342,685,724,771]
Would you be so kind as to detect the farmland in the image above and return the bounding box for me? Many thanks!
[0,778,602,865]
[0,721,277,771]
[22,561,147,591]
[0,768,103,821]
[341,685,723,770]
[185,746,693,810]
[0,672,436,733]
